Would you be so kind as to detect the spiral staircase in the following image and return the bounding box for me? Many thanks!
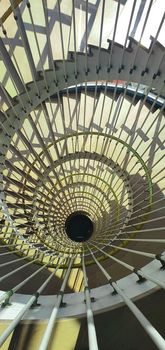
[0,0,165,349]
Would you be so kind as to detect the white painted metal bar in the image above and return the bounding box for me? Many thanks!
[115,238,165,244]
[111,240,163,260]
[99,226,165,238]
[88,244,165,289]
[129,187,164,212]
[0,24,33,108]
[12,259,54,293]
[38,257,74,350]
[0,254,36,268]
[0,37,24,93]
[26,1,48,90]
[0,242,29,249]
[100,213,165,236]
[107,0,121,69]
[0,255,40,283]
[0,261,48,305]
[85,0,88,74]
[82,255,99,350]
[89,249,165,350]
[0,260,63,347]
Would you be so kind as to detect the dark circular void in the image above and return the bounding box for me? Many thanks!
[65,212,93,242]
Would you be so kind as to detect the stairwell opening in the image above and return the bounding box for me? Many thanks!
[65,211,93,242]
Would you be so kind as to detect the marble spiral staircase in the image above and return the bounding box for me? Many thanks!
[0,0,165,349]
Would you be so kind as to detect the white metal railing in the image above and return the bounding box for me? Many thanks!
[0,0,164,349]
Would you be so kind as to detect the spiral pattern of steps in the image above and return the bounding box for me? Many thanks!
[0,1,165,349]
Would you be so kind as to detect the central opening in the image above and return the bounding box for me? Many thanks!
[65,211,93,242]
